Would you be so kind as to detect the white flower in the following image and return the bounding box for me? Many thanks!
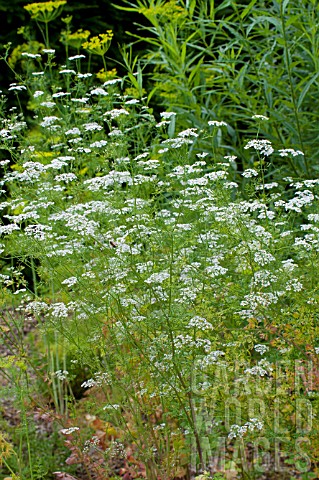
[145,271,170,284]
[0,159,10,166]
[61,276,78,287]
[244,139,274,156]
[55,173,77,183]
[81,372,111,388]
[83,122,103,131]
[90,87,108,96]
[108,129,123,137]
[285,279,303,292]
[205,264,228,276]
[253,250,275,266]
[254,344,269,355]
[8,84,27,91]
[71,97,89,103]
[281,259,297,271]
[68,54,86,60]
[228,419,264,439]
[40,101,56,108]
[65,127,81,136]
[81,378,96,388]
[104,108,130,119]
[242,168,258,178]
[21,52,41,58]
[187,316,213,330]
[25,301,48,314]
[103,404,120,410]
[52,92,71,98]
[200,351,225,366]
[156,121,170,127]
[25,224,52,240]
[33,90,44,98]
[223,181,238,190]
[77,73,92,78]
[0,129,13,139]
[255,182,278,190]
[54,370,69,380]
[308,214,319,223]
[49,302,70,318]
[134,152,148,161]
[208,120,227,127]
[59,69,76,74]
[245,359,273,377]
[205,170,228,181]
[90,140,108,148]
[162,137,193,148]
[13,288,26,295]
[252,115,269,120]
[40,116,59,127]
[278,149,304,157]
[60,427,80,435]
[68,138,82,145]
[284,190,314,213]
[103,78,122,85]
[125,99,139,104]
[160,111,176,119]
[178,128,198,137]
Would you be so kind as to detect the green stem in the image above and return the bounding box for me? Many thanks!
[88,53,92,74]
[36,20,46,47]
[102,54,107,72]
[20,374,34,480]
[280,3,308,175]
[2,457,18,476]
[31,257,38,297]
[45,22,50,48]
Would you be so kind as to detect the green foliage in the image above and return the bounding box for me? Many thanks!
[118,0,319,178]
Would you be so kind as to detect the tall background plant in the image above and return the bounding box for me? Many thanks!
[117,0,319,178]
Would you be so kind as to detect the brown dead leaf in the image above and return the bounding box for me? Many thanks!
[65,451,81,465]
[53,472,78,480]
[0,325,10,333]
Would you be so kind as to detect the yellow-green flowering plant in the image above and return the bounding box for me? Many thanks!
[24,1,67,23]
[82,31,114,70]
[60,28,91,51]
[82,31,114,57]
[96,67,118,83]
[24,1,67,47]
